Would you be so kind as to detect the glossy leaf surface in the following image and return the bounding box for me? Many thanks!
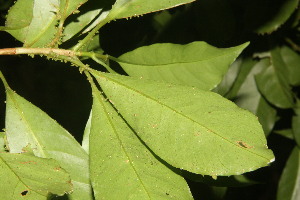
[277,147,300,200]
[4,84,92,200]
[89,83,193,199]
[106,0,195,21]
[92,71,274,176]
[118,42,248,90]
[0,152,72,199]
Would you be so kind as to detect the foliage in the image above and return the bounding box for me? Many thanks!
[0,0,299,199]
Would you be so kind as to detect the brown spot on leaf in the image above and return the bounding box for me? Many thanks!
[237,141,253,149]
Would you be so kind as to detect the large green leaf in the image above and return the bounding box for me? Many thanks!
[280,45,300,86]
[244,0,299,34]
[3,79,92,199]
[255,48,294,109]
[89,83,193,199]
[106,0,195,21]
[117,42,248,91]
[92,71,274,176]
[235,59,277,135]
[0,152,72,199]
[5,0,59,47]
[277,147,300,200]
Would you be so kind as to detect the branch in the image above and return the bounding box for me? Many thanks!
[0,48,77,57]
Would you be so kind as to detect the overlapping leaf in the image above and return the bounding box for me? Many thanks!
[244,0,299,34]
[5,0,59,47]
[281,46,300,86]
[277,147,300,200]
[92,71,274,176]
[89,83,193,199]
[235,59,277,135]
[255,48,294,108]
[2,76,92,200]
[4,0,88,47]
[117,42,248,90]
[106,0,196,21]
[0,152,72,199]
[1,0,34,30]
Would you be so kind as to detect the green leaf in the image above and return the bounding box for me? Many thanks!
[274,129,294,140]
[63,9,102,42]
[106,0,196,21]
[2,0,34,30]
[3,82,92,199]
[244,0,299,34]
[0,132,6,152]
[277,146,300,200]
[82,112,91,154]
[292,100,300,146]
[92,71,275,176]
[0,152,72,199]
[235,59,277,135]
[280,45,300,86]
[5,0,59,47]
[213,58,243,96]
[225,57,257,99]
[117,42,249,90]
[89,83,193,199]
[59,0,87,20]
[255,48,294,109]
[63,0,115,42]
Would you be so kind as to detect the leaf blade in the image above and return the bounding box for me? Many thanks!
[106,0,195,21]
[92,71,275,176]
[4,84,92,199]
[89,83,193,199]
[0,152,72,199]
[117,42,248,90]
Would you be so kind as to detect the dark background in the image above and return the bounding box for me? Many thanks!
[1,0,299,199]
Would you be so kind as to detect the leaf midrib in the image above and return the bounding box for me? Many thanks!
[98,72,271,162]
[0,154,46,197]
[118,48,239,67]
[93,88,152,199]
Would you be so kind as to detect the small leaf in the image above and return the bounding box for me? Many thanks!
[3,79,92,199]
[235,59,277,135]
[92,71,275,176]
[0,152,72,199]
[280,45,300,86]
[255,48,294,108]
[106,0,195,21]
[277,147,300,200]
[117,42,249,90]
[89,83,193,199]
[244,0,299,34]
